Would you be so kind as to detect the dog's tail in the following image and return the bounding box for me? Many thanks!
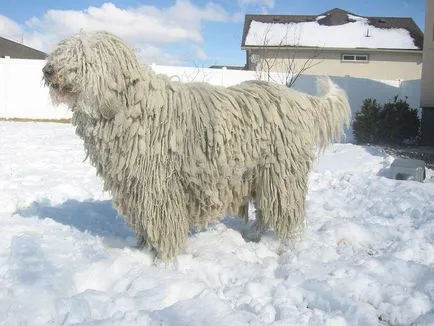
[312,76,351,151]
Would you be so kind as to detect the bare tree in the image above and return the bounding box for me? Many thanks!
[251,23,323,87]
[178,60,213,83]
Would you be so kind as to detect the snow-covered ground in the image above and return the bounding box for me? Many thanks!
[0,121,433,326]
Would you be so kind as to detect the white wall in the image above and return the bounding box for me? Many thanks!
[150,64,258,87]
[0,57,71,119]
[0,57,421,142]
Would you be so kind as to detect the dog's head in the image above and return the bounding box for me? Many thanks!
[43,31,143,119]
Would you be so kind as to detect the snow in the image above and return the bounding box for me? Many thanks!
[1,121,433,325]
[245,14,418,49]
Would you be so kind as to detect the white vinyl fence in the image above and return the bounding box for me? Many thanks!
[0,57,421,142]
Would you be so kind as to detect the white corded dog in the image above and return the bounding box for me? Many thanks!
[43,31,351,260]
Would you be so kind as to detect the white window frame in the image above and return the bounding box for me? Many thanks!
[341,54,369,63]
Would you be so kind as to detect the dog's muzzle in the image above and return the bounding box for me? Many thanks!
[43,64,53,80]
[42,64,59,89]
[42,64,75,94]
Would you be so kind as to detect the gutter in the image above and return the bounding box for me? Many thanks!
[241,45,423,54]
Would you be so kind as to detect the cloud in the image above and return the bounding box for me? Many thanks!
[192,45,208,60]
[232,0,275,21]
[1,1,232,65]
[135,44,184,66]
[237,0,275,10]
[0,15,22,40]
[26,1,231,46]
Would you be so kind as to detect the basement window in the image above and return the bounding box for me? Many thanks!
[342,54,369,62]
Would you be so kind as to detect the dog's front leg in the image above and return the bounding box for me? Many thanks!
[138,167,189,261]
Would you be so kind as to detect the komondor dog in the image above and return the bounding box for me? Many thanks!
[42,31,351,260]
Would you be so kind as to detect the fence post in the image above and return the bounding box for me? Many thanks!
[397,79,402,99]
[221,66,227,86]
[0,58,3,117]
[1,56,11,118]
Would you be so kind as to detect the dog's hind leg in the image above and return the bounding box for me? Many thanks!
[253,163,308,241]
[136,231,157,255]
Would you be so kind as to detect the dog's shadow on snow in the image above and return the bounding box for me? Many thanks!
[15,200,265,250]
[15,199,137,248]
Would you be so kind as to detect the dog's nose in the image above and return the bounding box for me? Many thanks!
[43,64,54,80]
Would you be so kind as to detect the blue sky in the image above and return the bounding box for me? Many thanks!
[0,0,425,67]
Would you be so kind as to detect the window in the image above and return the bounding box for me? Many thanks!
[341,54,369,62]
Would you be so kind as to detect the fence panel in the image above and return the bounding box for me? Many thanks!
[0,58,421,143]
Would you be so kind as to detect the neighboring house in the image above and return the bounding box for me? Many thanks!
[241,8,423,81]
[0,36,47,60]
[421,0,434,145]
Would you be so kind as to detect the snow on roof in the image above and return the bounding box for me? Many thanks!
[245,14,418,50]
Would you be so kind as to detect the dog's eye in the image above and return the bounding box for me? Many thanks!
[63,85,73,92]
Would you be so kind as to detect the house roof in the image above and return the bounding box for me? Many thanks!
[241,8,423,51]
[0,36,47,60]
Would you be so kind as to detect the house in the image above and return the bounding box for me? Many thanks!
[241,8,423,81]
[421,0,434,145]
[0,36,47,60]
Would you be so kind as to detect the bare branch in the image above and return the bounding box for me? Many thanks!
[252,23,324,87]
[181,60,212,83]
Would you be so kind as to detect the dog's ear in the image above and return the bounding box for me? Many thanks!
[82,74,123,119]
[78,32,144,119]
[99,87,123,119]
[97,72,141,119]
